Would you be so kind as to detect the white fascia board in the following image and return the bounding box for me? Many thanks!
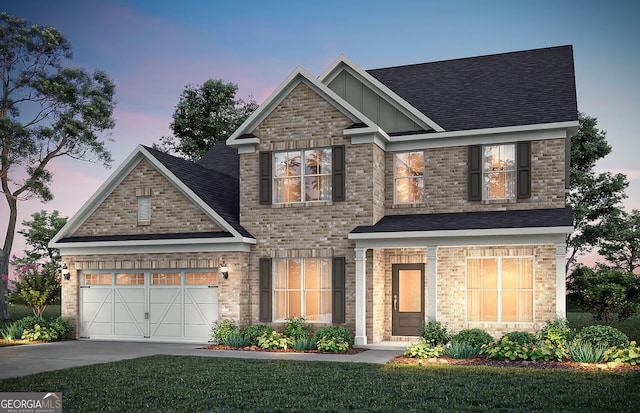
[228,66,379,149]
[50,146,148,244]
[55,239,254,256]
[386,121,579,151]
[349,230,569,250]
[348,226,574,241]
[343,125,390,149]
[319,55,445,132]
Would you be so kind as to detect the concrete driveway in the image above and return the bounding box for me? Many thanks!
[0,341,403,379]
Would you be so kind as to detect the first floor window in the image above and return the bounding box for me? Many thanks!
[273,258,332,321]
[483,144,515,199]
[394,151,424,203]
[467,257,533,322]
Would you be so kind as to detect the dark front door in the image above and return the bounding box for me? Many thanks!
[392,264,425,336]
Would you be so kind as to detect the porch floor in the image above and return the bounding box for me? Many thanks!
[360,337,420,351]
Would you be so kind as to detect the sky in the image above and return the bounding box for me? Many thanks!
[2,0,640,269]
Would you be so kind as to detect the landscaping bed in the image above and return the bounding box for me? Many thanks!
[200,344,366,355]
[389,354,640,372]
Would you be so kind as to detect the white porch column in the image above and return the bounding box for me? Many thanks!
[427,245,438,321]
[555,242,567,318]
[354,247,368,346]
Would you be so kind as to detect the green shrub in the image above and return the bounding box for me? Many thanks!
[292,336,317,351]
[529,341,567,362]
[419,321,450,346]
[242,324,275,346]
[575,325,628,348]
[480,337,530,360]
[211,319,239,345]
[49,316,73,339]
[1,322,24,341]
[16,316,47,332]
[604,341,640,365]
[538,318,571,348]
[500,331,538,346]
[224,330,249,348]
[316,336,350,353]
[282,317,311,340]
[313,326,354,348]
[451,328,493,350]
[22,324,58,342]
[567,340,607,363]
[444,339,478,359]
[258,331,293,350]
[404,340,445,359]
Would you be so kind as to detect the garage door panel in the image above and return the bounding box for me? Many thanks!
[80,288,113,337]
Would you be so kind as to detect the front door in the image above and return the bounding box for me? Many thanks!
[392,264,425,336]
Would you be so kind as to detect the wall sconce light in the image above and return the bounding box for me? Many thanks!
[220,261,229,279]
[61,263,70,280]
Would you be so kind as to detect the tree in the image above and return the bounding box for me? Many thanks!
[566,113,628,274]
[567,265,640,324]
[156,79,257,161]
[7,261,60,318]
[0,13,116,320]
[16,210,67,267]
[598,209,640,273]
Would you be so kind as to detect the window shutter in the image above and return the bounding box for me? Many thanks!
[332,145,346,201]
[259,151,272,205]
[259,258,272,322]
[517,141,531,199]
[332,257,346,324]
[468,145,482,201]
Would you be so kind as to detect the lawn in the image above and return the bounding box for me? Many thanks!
[0,355,638,412]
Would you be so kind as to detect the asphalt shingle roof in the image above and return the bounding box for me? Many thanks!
[142,145,253,238]
[196,141,239,178]
[367,45,578,132]
[351,207,573,234]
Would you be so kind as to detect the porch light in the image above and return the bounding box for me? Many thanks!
[220,261,229,279]
[62,263,70,280]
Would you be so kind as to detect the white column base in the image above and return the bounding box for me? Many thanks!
[355,335,368,346]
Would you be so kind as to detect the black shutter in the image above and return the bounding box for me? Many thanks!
[259,151,272,205]
[517,141,531,199]
[259,258,272,322]
[468,145,482,201]
[332,145,346,201]
[332,257,346,324]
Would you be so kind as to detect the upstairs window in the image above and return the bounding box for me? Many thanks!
[483,144,515,199]
[137,196,151,225]
[273,148,333,203]
[394,151,424,203]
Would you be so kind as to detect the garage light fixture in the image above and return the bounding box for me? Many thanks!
[62,263,70,280]
[220,261,229,279]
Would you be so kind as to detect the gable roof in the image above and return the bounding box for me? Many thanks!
[51,145,253,249]
[367,45,578,131]
[142,146,251,238]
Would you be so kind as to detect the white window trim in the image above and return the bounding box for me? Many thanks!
[465,256,535,324]
[137,195,151,225]
[481,143,516,201]
[393,150,425,204]
[272,258,332,323]
[272,147,333,204]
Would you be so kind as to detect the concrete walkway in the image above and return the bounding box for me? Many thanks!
[0,340,404,380]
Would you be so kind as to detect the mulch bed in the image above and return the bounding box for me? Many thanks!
[200,344,366,355]
[389,355,640,372]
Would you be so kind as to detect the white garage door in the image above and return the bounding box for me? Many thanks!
[79,270,218,342]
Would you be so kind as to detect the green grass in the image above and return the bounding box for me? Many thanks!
[0,356,638,412]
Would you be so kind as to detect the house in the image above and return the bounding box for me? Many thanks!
[51,45,577,345]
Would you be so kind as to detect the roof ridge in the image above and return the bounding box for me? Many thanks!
[367,45,573,72]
